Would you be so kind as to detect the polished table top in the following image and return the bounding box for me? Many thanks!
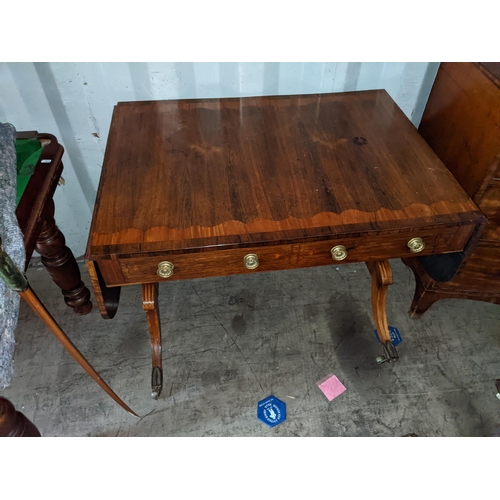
[86,90,481,262]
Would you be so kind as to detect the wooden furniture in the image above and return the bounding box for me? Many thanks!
[404,63,500,317]
[85,91,484,398]
[0,396,41,437]
[16,132,92,315]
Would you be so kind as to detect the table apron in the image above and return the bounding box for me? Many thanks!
[95,223,475,286]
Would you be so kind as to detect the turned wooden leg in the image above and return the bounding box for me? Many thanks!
[366,260,398,362]
[142,283,163,399]
[0,397,41,437]
[35,199,92,315]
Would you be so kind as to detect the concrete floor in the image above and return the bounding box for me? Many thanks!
[2,259,500,437]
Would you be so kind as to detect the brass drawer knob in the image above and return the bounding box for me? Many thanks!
[331,245,348,261]
[243,253,259,270]
[407,237,425,253]
[157,261,174,278]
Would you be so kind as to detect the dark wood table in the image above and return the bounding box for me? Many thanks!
[85,91,485,398]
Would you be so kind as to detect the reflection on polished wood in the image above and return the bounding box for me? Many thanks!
[87,91,481,259]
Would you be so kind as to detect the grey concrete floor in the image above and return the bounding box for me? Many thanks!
[2,259,500,436]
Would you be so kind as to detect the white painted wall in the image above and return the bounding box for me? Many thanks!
[0,62,439,257]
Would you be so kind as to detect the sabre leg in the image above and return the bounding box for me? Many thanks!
[366,260,399,364]
[142,283,163,400]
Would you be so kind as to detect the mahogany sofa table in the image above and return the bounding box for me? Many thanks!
[85,91,484,399]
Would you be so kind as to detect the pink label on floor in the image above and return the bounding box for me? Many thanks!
[317,374,346,401]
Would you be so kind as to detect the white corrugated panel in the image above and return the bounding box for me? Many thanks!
[0,62,439,257]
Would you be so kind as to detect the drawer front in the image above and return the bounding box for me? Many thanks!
[478,181,500,241]
[98,224,475,286]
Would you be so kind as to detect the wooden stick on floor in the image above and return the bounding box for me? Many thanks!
[0,239,140,418]
[20,286,140,418]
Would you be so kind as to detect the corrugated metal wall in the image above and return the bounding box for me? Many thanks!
[0,62,439,257]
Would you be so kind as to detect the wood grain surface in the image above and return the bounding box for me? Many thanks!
[16,132,93,315]
[418,63,500,200]
[405,62,500,316]
[86,90,482,260]
[479,179,500,241]
[97,223,475,286]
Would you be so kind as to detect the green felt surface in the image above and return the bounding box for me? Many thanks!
[16,138,44,206]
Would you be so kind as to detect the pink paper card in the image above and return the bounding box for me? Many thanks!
[317,374,346,401]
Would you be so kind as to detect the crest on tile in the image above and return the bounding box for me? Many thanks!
[257,396,286,428]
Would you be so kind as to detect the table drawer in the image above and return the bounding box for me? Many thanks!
[98,224,475,286]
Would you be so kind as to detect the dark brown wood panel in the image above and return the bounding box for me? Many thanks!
[405,62,500,316]
[418,63,500,199]
[86,90,480,260]
[477,180,500,241]
[98,223,475,286]
[479,62,500,83]
[431,242,500,292]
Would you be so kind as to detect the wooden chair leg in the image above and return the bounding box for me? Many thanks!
[35,199,92,315]
[0,397,41,437]
[142,283,163,400]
